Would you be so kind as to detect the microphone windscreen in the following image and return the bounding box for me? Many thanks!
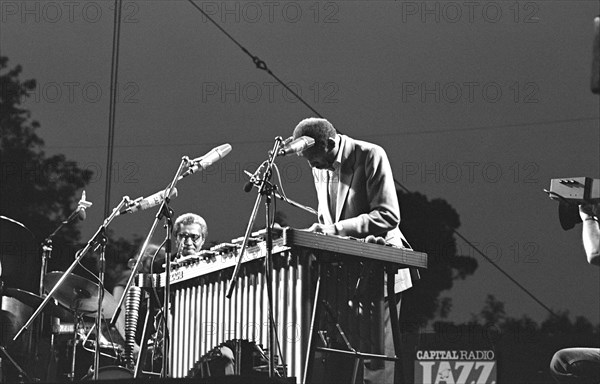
[558,202,582,230]
[243,181,254,193]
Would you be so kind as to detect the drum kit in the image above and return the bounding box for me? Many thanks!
[0,215,132,382]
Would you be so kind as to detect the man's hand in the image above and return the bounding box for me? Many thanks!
[579,204,600,265]
[305,223,337,235]
[365,235,387,245]
[579,204,598,222]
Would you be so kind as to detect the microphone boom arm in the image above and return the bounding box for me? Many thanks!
[244,171,317,216]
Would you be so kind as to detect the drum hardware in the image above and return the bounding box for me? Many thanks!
[0,345,33,383]
[43,272,128,379]
[50,313,126,382]
[12,196,129,383]
[3,288,73,322]
[2,287,73,383]
[2,288,73,382]
[64,311,88,382]
[39,192,92,379]
[81,335,124,361]
[130,297,163,378]
[81,366,133,381]
[1,212,65,383]
[186,339,285,379]
[42,272,119,318]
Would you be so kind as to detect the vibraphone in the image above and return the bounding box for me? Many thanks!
[136,235,315,381]
[135,228,428,383]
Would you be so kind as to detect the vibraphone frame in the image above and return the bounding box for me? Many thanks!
[135,229,427,383]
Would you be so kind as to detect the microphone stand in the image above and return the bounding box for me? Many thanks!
[38,207,86,381]
[92,226,107,381]
[40,211,79,298]
[227,137,283,379]
[12,197,129,380]
[109,157,189,379]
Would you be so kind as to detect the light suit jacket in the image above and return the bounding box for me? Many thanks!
[312,134,412,292]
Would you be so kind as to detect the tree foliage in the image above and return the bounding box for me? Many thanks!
[398,190,478,326]
[0,56,93,290]
[430,295,599,383]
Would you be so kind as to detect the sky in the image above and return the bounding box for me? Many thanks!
[1,0,599,327]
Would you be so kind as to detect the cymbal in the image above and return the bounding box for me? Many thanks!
[3,288,73,321]
[0,215,35,238]
[43,272,119,318]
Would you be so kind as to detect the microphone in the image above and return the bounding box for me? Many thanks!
[278,136,315,156]
[180,143,232,179]
[243,162,267,193]
[243,179,255,193]
[119,188,178,215]
[65,208,84,223]
[65,190,92,223]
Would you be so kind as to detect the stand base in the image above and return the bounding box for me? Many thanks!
[309,347,402,384]
[0,345,33,383]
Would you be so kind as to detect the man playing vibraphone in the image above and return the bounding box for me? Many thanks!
[292,117,413,384]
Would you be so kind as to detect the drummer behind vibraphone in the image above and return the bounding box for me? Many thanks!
[291,117,416,384]
[120,213,208,365]
[173,213,208,260]
[108,209,208,354]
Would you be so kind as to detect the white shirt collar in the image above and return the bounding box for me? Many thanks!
[329,135,343,172]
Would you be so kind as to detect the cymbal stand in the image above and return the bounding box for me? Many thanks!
[40,199,89,300]
[0,346,32,383]
[66,311,85,382]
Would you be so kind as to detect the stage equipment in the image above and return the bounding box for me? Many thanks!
[136,228,427,383]
[545,177,600,230]
[111,144,231,379]
[13,195,129,381]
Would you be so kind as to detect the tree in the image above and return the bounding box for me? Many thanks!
[431,296,600,383]
[0,55,93,290]
[397,190,478,326]
[477,294,507,325]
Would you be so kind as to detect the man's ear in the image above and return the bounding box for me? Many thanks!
[326,137,336,152]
